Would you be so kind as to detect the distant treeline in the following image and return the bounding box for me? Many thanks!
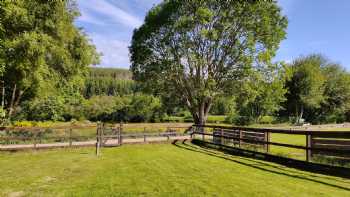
[83,67,137,98]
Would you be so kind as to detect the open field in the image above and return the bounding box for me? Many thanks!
[0,141,349,196]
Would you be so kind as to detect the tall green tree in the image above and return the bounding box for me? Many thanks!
[0,0,99,118]
[236,64,288,123]
[284,54,326,124]
[316,64,350,123]
[130,0,287,124]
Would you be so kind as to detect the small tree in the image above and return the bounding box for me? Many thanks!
[130,0,287,124]
[285,55,326,124]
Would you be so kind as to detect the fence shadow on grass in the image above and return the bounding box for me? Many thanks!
[172,139,350,192]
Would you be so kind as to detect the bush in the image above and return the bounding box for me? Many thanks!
[224,112,238,124]
[127,94,162,122]
[184,113,194,122]
[82,94,163,123]
[259,116,275,124]
[233,116,254,126]
[23,96,65,121]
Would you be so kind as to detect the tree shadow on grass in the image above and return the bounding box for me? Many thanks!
[188,140,350,184]
[172,139,350,192]
[189,139,350,180]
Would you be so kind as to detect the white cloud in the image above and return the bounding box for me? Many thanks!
[79,9,106,26]
[90,34,130,68]
[78,0,143,29]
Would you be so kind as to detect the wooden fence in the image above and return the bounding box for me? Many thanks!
[192,125,350,162]
[0,125,97,150]
[0,123,192,151]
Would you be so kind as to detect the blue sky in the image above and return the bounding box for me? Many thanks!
[75,0,350,69]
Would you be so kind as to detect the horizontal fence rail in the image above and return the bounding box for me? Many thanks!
[192,125,350,164]
[0,124,193,151]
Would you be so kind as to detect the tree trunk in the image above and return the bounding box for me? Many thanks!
[193,98,212,125]
[13,90,24,110]
[1,80,4,109]
[8,84,17,118]
[298,105,304,124]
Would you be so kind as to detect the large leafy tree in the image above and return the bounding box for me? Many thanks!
[284,54,326,124]
[315,63,350,123]
[0,0,99,118]
[130,0,287,124]
[236,64,288,123]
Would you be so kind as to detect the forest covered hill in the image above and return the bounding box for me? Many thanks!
[83,67,137,98]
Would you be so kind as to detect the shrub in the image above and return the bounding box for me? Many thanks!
[23,96,65,121]
[259,116,275,124]
[233,116,254,126]
[83,95,120,121]
[184,113,194,122]
[128,94,162,122]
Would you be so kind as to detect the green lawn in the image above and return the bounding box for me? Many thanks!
[0,142,349,196]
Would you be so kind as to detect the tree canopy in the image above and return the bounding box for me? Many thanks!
[130,0,287,124]
[284,54,326,123]
[0,0,99,118]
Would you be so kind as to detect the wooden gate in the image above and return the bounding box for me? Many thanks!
[96,123,122,156]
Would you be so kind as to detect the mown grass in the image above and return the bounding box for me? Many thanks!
[0,142,349,196]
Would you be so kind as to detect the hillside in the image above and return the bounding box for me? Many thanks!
[83,67,136,98]
[88,67,133,80]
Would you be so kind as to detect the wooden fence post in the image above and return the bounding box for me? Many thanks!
[306,134,312,162]
[265,131,270,153]
[221,128,224,145]
[201,126,205,141]
[101,123,104,148]
[69,128,72,147]
[192,127,196,139]
[239,129,242,148]
[117,127,121,146]
[119,122,123,145]
[33,132,37,149]
[96,123,101,156]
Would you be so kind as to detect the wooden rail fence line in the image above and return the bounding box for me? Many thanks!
[192,125,350,163]
[0,123,192,151]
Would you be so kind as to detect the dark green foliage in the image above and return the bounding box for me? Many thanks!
[22,96,65,121]
[281,54,350,124]
[83,94,162,123]
[284,55,326,124]
[210,97,235,115]
[83,95,129,122]
[83,68,137,98]
[308,64,350,124]
[88,67,132,80]
[0,0,99,119]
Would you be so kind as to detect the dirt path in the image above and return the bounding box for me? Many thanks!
[0,136,191,151]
